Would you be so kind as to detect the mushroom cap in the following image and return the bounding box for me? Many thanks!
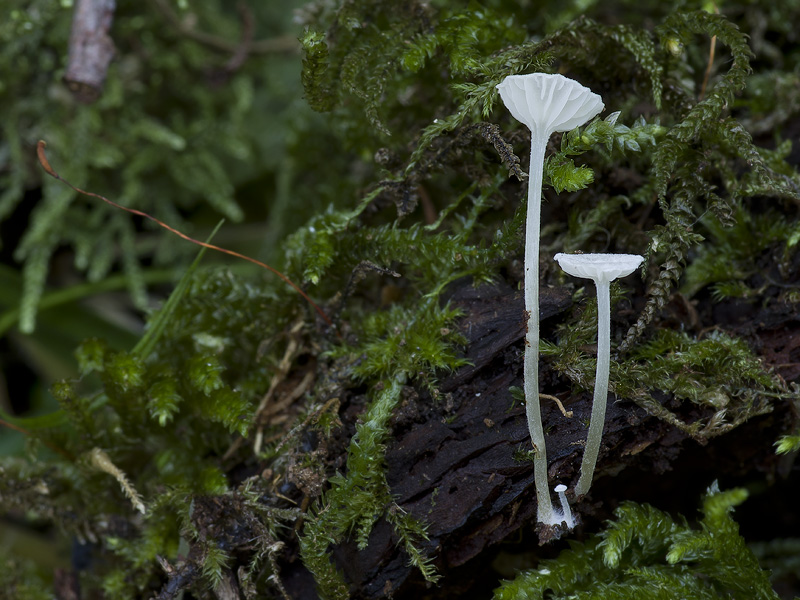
[496,73,604,136]
[554,484,568,493]
[553,253,644,283]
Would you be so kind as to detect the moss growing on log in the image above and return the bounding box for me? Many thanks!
[1,0,800,598]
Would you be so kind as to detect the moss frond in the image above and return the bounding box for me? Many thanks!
[301,29,336,112]
[495,486,779,600]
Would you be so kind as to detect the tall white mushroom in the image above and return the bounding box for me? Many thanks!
[497,74,603,524]
[553,253,644,497]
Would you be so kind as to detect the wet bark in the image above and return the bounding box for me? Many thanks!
[282,276,798,599]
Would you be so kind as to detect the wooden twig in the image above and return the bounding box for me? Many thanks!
[64,0,116,103]
[698,2,720,102]
[698,34,717,101]
[150,0,297,56]
[540,393,573,418]
[223,3,255,73]
[251,321,306,455]
[36,141,335,331]
[0,417,75,460]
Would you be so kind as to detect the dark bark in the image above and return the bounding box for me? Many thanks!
[281,277,798,599]
[54,568,81,600]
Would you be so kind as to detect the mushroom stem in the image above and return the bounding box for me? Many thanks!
[554,252,642,498]
[523,135,554,523]
[497,74,604,524]
[575,279,611,497]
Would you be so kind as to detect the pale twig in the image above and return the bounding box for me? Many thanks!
[698,2,720,102]
[540,393,573,418]
[252,321,307,455]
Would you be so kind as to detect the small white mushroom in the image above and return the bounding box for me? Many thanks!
[554,484,574,529]
[553,253,643,497]
[497,73,603,524]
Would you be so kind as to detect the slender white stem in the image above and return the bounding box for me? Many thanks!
[576,279,611,497]
[524,134,555,523]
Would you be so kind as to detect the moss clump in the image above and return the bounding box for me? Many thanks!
[494,485,779,600]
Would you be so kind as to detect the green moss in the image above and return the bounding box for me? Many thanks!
[3,0,800,597]
[681,205,800,299]
[547,293,786,439]
[775,435,800,455]
[2,2,302,333]
[332,301,468,382]
[495,485,779,600]
[630,329,778,407]
[300,299,466,595]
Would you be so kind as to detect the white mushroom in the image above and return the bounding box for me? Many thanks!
[554,484,574,529]
[497,73,603,524]
[553,253,643,497]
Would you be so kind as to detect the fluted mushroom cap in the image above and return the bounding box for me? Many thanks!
[554,253,643,284]
[496,73,604,136]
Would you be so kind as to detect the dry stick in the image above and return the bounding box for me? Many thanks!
[540,393,573,418]
[698,34,717,101]
[261,370,314,421]
[150,0,297,55]
[36,141,334,331]
[698,2,719,102]
[250,321,306,456]
[64,0,116,103]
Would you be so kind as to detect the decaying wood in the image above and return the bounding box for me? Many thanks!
[277,279,793,599]
[64,0,116,103]
[54,568,81,600]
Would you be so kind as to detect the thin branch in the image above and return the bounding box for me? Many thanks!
[150,0,297,55]
[698,2,720,101]
[64,0,116,102]
[540,393,574,418]
[0,417,75,460]
[223,2,255,73]
[36,141,335,331]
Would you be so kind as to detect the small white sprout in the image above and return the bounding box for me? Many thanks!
[497,73,604,524]
[554,484,574,529]
[553,253,643,497]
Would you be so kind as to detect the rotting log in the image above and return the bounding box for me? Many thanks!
[279,278,796,599]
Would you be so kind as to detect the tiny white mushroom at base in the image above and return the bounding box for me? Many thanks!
[554,484,574,529]
[553,253,643,498]
[497,73,604,524]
